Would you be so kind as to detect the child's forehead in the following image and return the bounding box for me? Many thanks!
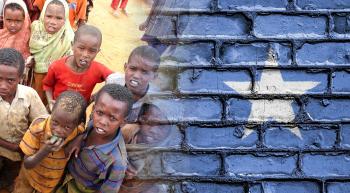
[128,55,158,69]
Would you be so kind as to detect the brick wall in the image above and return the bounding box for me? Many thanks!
[132,0,350,192]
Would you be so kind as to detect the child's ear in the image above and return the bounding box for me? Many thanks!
[124,63,127,72]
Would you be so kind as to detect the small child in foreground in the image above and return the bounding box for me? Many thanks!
[13,91,87,193]
[56,84,133,193]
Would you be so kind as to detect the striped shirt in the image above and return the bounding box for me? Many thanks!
[19,116,85,193]
[67,121,127,192]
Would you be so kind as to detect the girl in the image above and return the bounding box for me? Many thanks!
[29,0,74,105]
[0,0,31,59]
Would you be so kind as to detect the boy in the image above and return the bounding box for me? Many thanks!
[0,48,47,190]
[43,24,112,110]
[13,91,87,193]
[106,45,160,122]
[57,84,133,192]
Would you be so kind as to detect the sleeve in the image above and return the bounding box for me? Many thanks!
[19,119,44,156]
[76,0,87,20]
[42,62,58,91]
[28,89,48,122]
[97,62,113,81]
[99,162,126,193]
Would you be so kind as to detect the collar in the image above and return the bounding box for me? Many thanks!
[85,121,122,154]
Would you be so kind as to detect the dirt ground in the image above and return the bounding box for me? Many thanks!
[0,1,150,192]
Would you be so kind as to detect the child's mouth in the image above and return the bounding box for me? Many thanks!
[130,80,139,87]
[95,127,106,134]
[79,60,88,66]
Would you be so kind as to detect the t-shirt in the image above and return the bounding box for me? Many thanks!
[43,56,113,102]
[19,116,85,193]
[0,84,47,161]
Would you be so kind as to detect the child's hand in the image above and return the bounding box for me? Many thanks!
[25,56,34,68]
[139,21,148,31]
[125,164,137,179]
[48,100,56,113]
[64,134,84,158]
[43,136,64,153]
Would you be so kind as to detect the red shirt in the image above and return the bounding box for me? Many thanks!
[43,57,113,102]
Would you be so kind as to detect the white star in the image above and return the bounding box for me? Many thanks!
[224,55,320,138]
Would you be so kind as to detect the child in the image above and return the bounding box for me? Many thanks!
[30,0,74,105]
[33,0,87,28]
[43,24,113,111]
[106,45,160,122]
[13,90,87,193]
[0,0,31,59]
[0,48,47,191]
[56,84,133,192]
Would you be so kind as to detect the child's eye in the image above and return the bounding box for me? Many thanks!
[7,79,15,83]
[96,110,103,115]
[110,116,116,121]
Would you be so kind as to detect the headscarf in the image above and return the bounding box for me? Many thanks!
[0,0,31,59]
[29,0,74,73]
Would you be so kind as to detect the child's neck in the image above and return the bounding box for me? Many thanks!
[86,127,118,146]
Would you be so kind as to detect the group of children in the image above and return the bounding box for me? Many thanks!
[0,0,166,192]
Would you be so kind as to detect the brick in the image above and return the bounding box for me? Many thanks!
[178,14,250,38]
[340,124,350,148]
[177,182,244,193]
[161,43,214,66]
[302,154,350,176]
[219,0,288,11]
[178,69,251,94]
[332,71,350,93]
[305,98,350,121]
[162,153,221,176]
[221,43,292,66]
[186,126,258,149]
[264,126,337,149]
[327,182,350,193]
[333,15,350,34]
[150,98,222,122]
[146,16,175,38]
[227,98,300,122]
[255,69,327,94]
[254,15,327,39]
[163,0,212,11]
[225,154,297,176]
[249,184,263,193]
[296,0,350,10]
[151,68,177,92]
[260,181,320,193]
[296,43,350,66]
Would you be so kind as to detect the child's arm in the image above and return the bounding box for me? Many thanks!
[99,164,126,192]
[0,138,21,152]
[45,89,55,112]
[23,137,64,169]
[64,134,84,158]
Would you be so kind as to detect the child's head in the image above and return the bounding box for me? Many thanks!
[93,84,133,141]
[3,2,25,34]
[0,48,24,101]
[43,0,65,34]
[51,91,87,139]
[124,45,160,99]
[71,24,102,70]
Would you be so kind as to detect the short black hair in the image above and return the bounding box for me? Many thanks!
[53,91,87,123]
[95,84,133,116]
[0,48,25,76]
[128,45,160,71]
[4,3,25,18]
[74,24,102,46]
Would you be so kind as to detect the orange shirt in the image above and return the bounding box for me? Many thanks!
[19,116,85,193]
[34,0,86,27]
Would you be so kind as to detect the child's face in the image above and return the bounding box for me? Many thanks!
[3,8,25,34]
[50,107,79,139]
[72,34,101,70]
[44,3,65,34]
[0,64,20,101]
[92,92,128,141]
[124,56,157,99]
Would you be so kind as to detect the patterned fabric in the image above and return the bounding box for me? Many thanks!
[0,84,47,161]
[66,121,127,192]
[18,116,85,193]
[30,0,74,73]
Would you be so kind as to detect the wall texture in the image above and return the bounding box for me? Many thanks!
[131,0,350,192]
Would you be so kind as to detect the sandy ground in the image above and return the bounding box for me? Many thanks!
[0,1,150,192]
